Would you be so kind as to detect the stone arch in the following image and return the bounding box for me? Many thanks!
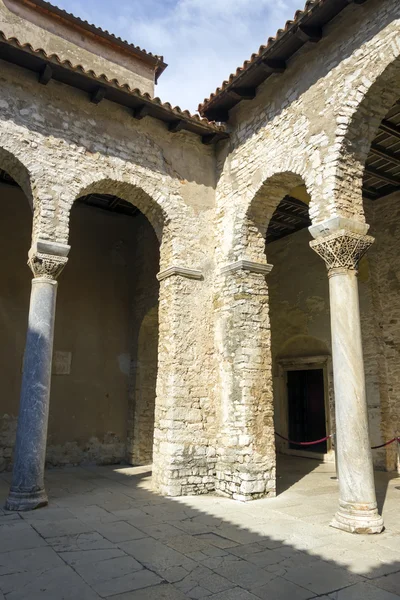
[0,146,34,209]
[327,23,400,221]
[244,171,312,263]
[66,177,168,242]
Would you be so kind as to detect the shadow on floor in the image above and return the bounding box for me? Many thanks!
[0,456,399,600]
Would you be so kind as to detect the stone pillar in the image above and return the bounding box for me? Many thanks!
[310,218,383,534]
[6,240,69,511]
[152,265,215,497]
[215,259,275,501]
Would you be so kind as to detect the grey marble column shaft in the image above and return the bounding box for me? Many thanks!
[6,240,69,511]
[6,279,57,510]
[310,219,383,534]
[328,268,383,533]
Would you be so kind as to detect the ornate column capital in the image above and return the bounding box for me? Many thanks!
[28,240,70,280]
[310,229,374,274]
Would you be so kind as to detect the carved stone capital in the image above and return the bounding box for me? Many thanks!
[28,240,70,280]
[310,230,374,273]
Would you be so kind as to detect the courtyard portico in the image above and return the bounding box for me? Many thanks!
[0,0,399,541]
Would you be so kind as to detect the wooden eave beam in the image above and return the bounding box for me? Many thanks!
[228,87,256,101]
[296,25,322,43]
[133,104,151,120]
[259,59,286,74]
[365,166,400,187]
[379,120,400,140]
[168,119,186,133]
[90,86,107,104]
[38,63,52,85]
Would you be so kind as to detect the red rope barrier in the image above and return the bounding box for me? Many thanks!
[275,432,400,450]
[275,432,332,446]
[371,437,400,450]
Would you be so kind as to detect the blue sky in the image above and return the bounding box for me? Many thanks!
[54,0,303,113]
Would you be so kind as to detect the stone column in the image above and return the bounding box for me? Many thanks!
[215,259,275,501]
[6,240,69,511]
[310,218,383,534]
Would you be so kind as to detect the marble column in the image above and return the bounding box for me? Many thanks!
[310,218,383,534]
[6,240,69,511]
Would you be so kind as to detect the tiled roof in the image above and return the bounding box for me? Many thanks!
[27,0,167,79]
[0,29,227,141]
[199,0,368,119]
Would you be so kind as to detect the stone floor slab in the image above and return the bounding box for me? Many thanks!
[1,565,101,599]
[92,521,147,543]
[328,581,400,599]
[30,518,94,538]
[216,559,274,590]
[0,521,48,552]
[73,555,143,585]
[369,572,400,596]
[252,576,314,599]
[92,569,162,598]
[283,560,362,595]
[110,583,188,599]
[119,537,195,573]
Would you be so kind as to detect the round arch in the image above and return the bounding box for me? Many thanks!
[0,146,34,209]
[243,171,312,263]
[328,25,400,219]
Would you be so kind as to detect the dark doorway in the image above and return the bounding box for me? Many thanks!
[287,369,327,453]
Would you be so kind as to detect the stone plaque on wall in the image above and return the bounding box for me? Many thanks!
[52,351,72,375]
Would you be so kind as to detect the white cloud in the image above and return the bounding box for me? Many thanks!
[54,0,304,112]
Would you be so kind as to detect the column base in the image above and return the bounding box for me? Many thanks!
[331,503,384,534]
[5,487,48,512]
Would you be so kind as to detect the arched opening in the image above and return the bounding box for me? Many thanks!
[46,191,160,469]
[258,178,334,491]
[0,167,32,472]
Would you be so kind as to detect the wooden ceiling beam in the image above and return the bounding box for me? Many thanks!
[365,166,400,187]
[379,120,400,140]
[369,143,400,168]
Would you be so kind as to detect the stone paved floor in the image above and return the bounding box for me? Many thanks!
[0,456,399,600]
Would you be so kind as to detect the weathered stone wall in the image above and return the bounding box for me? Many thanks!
[0,49,218,493]
[0,0,156,94]
[213,0,400,497]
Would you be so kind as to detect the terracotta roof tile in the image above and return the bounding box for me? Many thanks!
[0,30,224,131]
[198,0,322,113]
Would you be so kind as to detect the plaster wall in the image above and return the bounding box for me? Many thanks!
[0,183,31,472]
